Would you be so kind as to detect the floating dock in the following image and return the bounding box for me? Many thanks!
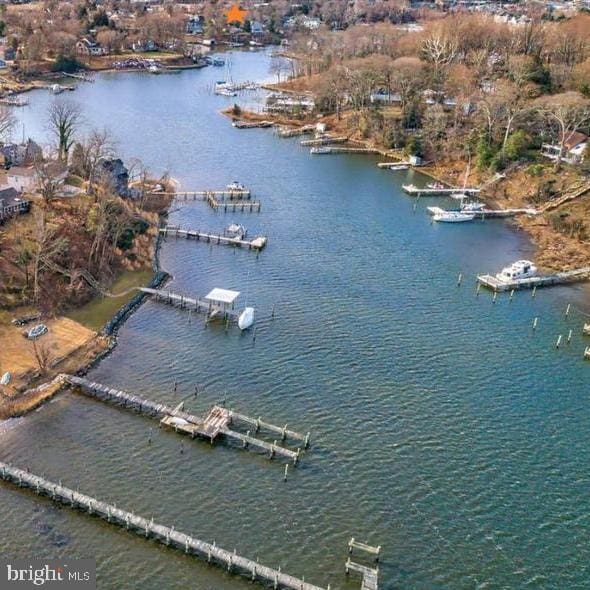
[402,184,480,196]
[427,206,538,218]
[477,267,590,292]
[377,161,411,168]
[160,226,267,250]
[0,461,325,590]
[277,125,315,138]
[64,375,307,463]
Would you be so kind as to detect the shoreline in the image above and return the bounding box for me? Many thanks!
[0,203,173,420]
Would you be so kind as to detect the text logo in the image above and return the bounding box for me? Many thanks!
[0,560,95,590]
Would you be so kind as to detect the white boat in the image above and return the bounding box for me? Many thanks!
[168,416,189,426]
[225,223,247,239]
[582,323,590,336]
[461,201,486,212]
[389,164,409,171]
[0,372,11,386]
[310,147,332,155]
[585,346,590,360]
[433,211,475,223]
[238,307,255,330]
[148,65,161,74]
[226,181,246,191]
[495,260,537,282]
[217,88,237,97]
[51,84,64,94]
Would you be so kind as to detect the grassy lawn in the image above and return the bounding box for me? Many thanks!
[67,269,153,331]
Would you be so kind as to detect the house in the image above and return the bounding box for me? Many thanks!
[6,163,67,193]
[542,131,588,164]
[132,39,158,53]
[76,38,108,57]
[6,166,36,192]
[3,47,15,61]
[0,187,30,221]
[250,21,265,35]
[186,15,204,35]
[370,91,402,105]
[0,139,42,168]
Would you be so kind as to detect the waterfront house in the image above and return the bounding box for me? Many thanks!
[542,131,588,165]
[132,39,158,53]
[0,187,30,222]
[0,139,43,168]
[186,15,204,35]
[6,166,36,192]
[76,38,108,57]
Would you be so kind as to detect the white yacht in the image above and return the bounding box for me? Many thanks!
[583,323,590,336]
[389,164,409,171]
[433,211,475,223]
[226,181,246,191]
[310,147,332,155]
[225,223,247,239]
[461,201,485,212]
[496,260,537,282]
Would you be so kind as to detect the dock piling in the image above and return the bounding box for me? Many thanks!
[457,273,462,287]
[566,304,571,317]
[532,317,539,331]
[556,335,562,348]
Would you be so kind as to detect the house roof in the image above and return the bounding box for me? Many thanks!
[8,166,35,177]
[564,131,589,151]
[0,186,27,208]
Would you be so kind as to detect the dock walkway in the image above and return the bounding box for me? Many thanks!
[403,184,480,196]
[427,206,537,218]
[65,376,304,463]
[477,267,590,292]
[0,461,325,590]
[160,226,267,250]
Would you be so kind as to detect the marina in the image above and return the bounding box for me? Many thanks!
[64,375,305,463]
[0,461,325,590]
[160,226,267,250]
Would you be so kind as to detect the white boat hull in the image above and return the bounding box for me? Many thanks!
[238,307,255,330]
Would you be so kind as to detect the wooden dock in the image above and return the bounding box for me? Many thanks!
[277,125,315,138]
[377,161,411,168]
[427,206,538,218]
[301,136,347,147]
[64,376,306,463]
[151,189,251,200]
[402,184,480,196]
[140,287,244,324]
[477,267,590,292]
[232,120,274,129]
[345,538,380,590]
[160,226,267,250]
[0,461,326,590]
[311,147,382,155]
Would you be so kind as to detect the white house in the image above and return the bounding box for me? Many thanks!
[542,131,588,165]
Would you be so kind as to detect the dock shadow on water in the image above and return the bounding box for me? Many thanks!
[1,49,589,590]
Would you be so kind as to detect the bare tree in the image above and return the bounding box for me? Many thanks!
[0,106,16,141]
[47,99,82,161]
[31,338,54,376]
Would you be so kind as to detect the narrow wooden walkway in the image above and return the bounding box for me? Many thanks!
[427,206,538,218]
[402,184,480,196]
[160,226,267,250]
[0,461,326,590]
[64,376,304,463]
[478,267,590,292]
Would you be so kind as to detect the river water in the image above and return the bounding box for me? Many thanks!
[1,50,589,590]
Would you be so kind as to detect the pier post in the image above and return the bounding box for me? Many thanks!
[476,283,481,297]
[566,304,571,317]
[510,290,514,302]
[567,329,573,343]
[284,464,288,482]
[532,286,537,298]
[304,432,310,449]
[492,292,497,304]
[556,335,562,348]
[457,273,462,287]
[532,317,538,331]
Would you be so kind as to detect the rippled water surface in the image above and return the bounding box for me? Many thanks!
[2,50,589,590]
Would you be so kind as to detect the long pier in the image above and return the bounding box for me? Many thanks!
[0,461,325,590]
[301,136,347,146]
[160,226,267,250]
[402,184,480,196]
[477,267,590,292]
[427,206,538,218]
[311,147,382,155]
[64,375,306,463]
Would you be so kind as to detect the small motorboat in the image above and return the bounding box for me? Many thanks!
[238,307,255,330]
[426,181,446,190]
[582,323,590,336]
[496,260,537,282]
[168,416,189,427]
[433,211,475,223]
[225,223,247,239]
[389,164,409,171]
[26,324,48,339]
[585,346,590,360]
[226,181,246,192]
[148,64,161,74]
[461,201,486,212]
[212,58,225,67]
[310,147,332,155]
[0,372,11,386]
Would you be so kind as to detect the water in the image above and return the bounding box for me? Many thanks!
[2,50,590,590]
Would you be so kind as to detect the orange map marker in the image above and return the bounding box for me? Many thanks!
[226,4,248,25]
